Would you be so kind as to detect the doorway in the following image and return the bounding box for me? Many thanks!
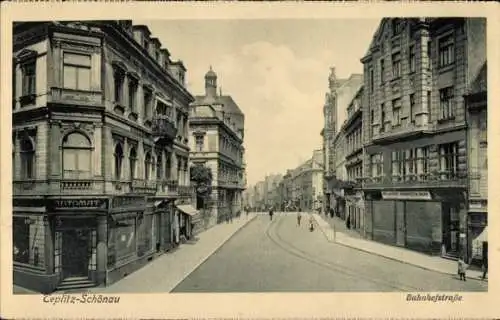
[62,229,90,279]
[442,202,460,257]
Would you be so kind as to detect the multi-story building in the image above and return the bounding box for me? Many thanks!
[12,21,196,293]
[189,67,246,226]
[465,61,487,265]
[321,68,363,215]
[339,86,365,232]
[360,18,486,259]
[290,150,324,211]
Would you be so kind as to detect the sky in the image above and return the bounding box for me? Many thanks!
[136,19,380,186]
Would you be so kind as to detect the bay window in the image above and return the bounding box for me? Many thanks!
[63,53,91,91]
[62,132,92,179]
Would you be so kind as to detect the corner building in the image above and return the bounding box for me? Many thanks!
[361,18,486,258]
[189,67,246,227]
[12,21,196,293]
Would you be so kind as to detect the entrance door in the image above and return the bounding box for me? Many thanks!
[442,202,460,257]
[62,229,90,279]
[395,202,406,247]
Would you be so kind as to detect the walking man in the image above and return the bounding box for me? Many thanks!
[457,256,468,281]
[269,207,274,221]
[297,211,302,226]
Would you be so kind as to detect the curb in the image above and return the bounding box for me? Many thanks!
[168,214,258,292]
[312,215,488,284]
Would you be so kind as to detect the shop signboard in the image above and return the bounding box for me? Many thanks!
[381,191,432,200]
[51,198,108,210]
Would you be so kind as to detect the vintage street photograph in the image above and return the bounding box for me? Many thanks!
[10,16,488,297]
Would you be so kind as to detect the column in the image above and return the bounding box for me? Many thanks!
[123,138,129,180]
[96,215,108,285]
[94,124,102,177]
[44,216,54,275]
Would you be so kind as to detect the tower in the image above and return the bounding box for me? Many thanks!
[205,66,217,98]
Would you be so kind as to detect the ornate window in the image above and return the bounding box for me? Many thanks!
[129,147,137,180]
[21,61,36,97]
[392,52,401,78]
[20,138,35,179]
[438,34,454,68]
[145,152,152,180]
[439,86,454,121]
[114,143,124,180]
[62,132,92,179]
[195,135,204,152]
[156,152,163,180]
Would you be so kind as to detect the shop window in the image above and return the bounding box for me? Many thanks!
[63,53,91,91]
[13,216,43,267]
[114,143,124,180]
[439,87,454,121]
[113,218,136,262]
[129,147,137,180]
[13,216,30,264]
[62,132,92,179]
[145,152,152,180]
[438,34,454,68]
[20,138,35,179]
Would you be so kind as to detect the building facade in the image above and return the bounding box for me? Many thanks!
[321,68,363,215]
[465,62,487,265]
[12,21,198,293]
[340,86,365,233]
[189,67,246,227]
[289,150,324,212]
[360,18,486,259]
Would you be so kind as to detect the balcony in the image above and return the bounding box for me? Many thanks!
[156,180,179,197]
[60,179,94,190]
[49,87,103,107]
[372,122,431,144]
[363,170,467,190]
[130,179,157,193]
[13,179,105,195]
[152,116,177,142]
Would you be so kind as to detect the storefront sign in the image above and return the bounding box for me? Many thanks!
[381,191,432,200]
[112,196,145,208]
[53,199,107,209]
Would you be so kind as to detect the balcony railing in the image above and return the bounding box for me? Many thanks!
[60,179,94,190]
[130,179,157,193]
[178,185,194,197]
[156,180,179,196]
[152,115,177,141]
[363,170,467,189]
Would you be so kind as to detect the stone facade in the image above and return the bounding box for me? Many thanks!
[190,67,246,228]
[12,21,196,293]
[360,18,486,259]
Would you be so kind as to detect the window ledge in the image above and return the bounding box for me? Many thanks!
[437,116,455,124]
[20,94,36,106]
[438,64,455,74]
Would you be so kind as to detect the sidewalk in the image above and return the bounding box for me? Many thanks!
[312,213,487,282]
[14,213,257,294]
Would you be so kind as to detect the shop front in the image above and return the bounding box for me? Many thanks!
[176,204,200,240]
[364,189,465,256]
[467,199,487,265]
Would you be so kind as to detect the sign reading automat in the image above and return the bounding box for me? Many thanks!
[53,199,108,209]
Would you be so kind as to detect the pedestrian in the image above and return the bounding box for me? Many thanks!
[457,256,468,281]
[269,208,274,221]
[309,214,314,232]
[482,242,488,280]
[297,211,302,226]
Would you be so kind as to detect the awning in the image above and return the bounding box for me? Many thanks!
[154,200,163,207]
[176,204,199,216]
[474,226,488,243]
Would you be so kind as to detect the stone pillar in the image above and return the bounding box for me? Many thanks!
[123,138,129,180]
[44,216,54,275]
[94,124,102,177]
[96,215,108,285]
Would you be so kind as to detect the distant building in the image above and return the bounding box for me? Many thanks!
[189,67,246,226]
[290,150,324,211]
[360,18,486,259]
[321,68,363,215]
[12,21,196,293]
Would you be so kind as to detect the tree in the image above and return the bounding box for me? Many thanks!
[190,164,213,228]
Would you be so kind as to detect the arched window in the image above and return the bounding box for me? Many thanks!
[20,138,34,179]
[114,143,123,180]
[129,147,137,180]
[145,152,152,180]
[62,132,92,179]
[156,152,162,180]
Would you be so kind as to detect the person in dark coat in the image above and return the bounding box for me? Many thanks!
[482,242,488,280]
[269,208,274,221]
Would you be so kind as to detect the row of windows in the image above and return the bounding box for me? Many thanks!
[369,142,462,180]
[368,33,455,92]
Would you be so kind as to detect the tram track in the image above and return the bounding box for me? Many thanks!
[265,215,422,291]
